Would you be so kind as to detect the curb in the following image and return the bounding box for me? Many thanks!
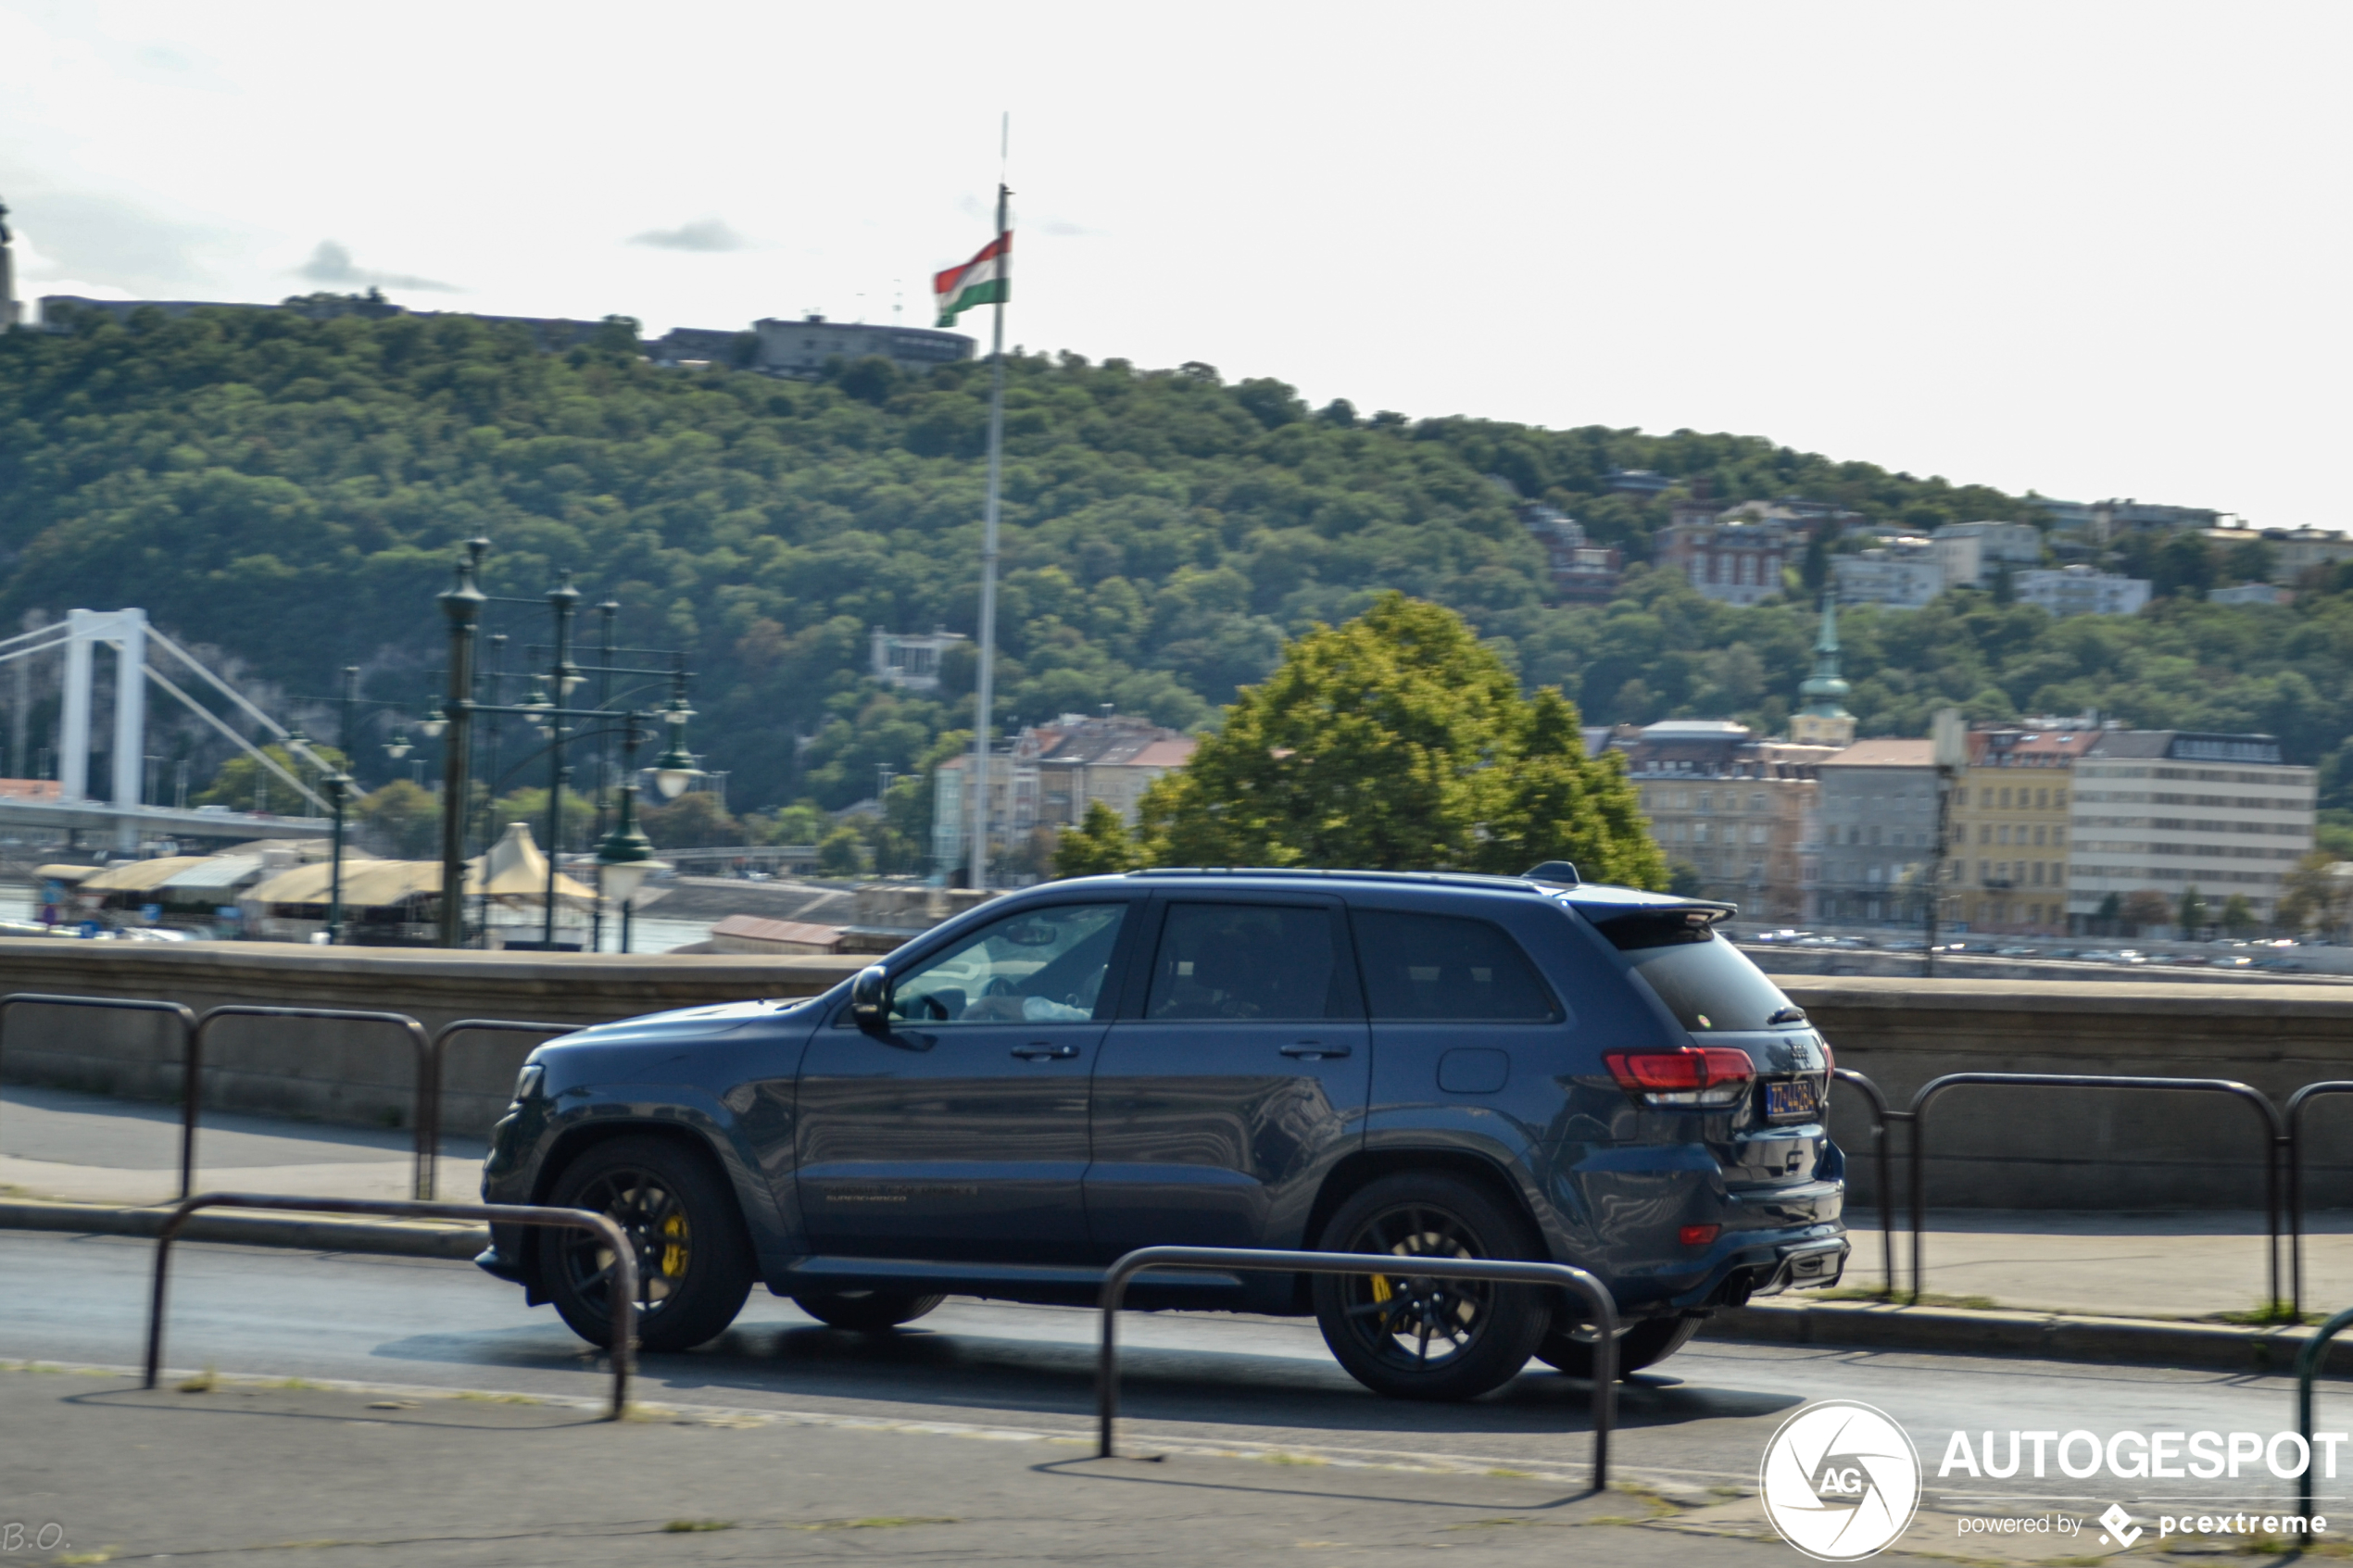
[0,1198,488,1260]
[1708,1296,2353,1374]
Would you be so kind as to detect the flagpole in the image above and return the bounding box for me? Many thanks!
[967,135,1010,893]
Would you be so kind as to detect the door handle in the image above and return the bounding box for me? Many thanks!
[1281,1041,1352,1060]
[1012,1042,1080,1060]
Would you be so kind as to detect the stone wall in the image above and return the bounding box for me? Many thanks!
[1791,977,2353,1210]
[0,944,2347,1210]
[0,938,862,1138]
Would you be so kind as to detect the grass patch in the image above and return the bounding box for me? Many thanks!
[1813,1287,2000,1311]
[661,1520,736,1534]
[1263,1452,1327,1467]
[177,1365,216,1394]
[2211,1299,2309,1326]
[454,1390,540,1405]
[1486,1468,1535,1479]
[790,1517,956,1532]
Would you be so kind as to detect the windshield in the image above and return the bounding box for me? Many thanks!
[1591,910,1802,1033]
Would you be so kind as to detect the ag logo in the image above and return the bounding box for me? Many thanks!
[1759,1399,1922,1562]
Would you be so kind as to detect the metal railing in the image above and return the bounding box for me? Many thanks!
[2288,1083,2353,1321]
[421,1020,573,1199]
[2296,1304,2353,1517]
[1096,1245,1618,1488]
[1831,1068,1906,1297]
[1908,1073,2285,1306]
[0,994,200,1196]
[192,1006,434,1198]
[143,1192,635,1419]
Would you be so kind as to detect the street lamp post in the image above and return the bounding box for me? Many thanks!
[598,716,660,954]
[542,575,580,948]
[324,770,351,943]
[436,542,487,948]
[1923,707,1966,979]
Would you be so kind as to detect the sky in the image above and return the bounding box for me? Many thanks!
[2,1,2347,530]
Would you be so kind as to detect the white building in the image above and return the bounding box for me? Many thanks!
[752,314,975,379]
[2067,731,2314,928]
[871,626,969,692]
[1931,521,2043,588]
[2017,564,2150,617]
[2208,582,2288,607]
[1832,539,1944,608]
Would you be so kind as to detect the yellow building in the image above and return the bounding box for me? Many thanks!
[1947,725,2099,935]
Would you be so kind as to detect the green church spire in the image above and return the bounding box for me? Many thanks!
[1793,592,1855,746]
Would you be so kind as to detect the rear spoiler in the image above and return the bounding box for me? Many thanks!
[1576,900,1737,949]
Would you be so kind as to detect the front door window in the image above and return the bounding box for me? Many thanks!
[890,903,1125,1025]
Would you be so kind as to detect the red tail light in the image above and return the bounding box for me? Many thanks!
[1680,1223,1721,1248]
[1604,1047,1755,1093]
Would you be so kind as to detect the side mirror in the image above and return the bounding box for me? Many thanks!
[849,965,892,1031]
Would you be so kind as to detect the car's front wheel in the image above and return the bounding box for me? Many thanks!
[1311,1173,1553,1401]
[544,1135,754,1353]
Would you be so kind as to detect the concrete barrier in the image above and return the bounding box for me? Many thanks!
[0,939,862,1139]
[2,946,2350,1210]
[1793,977,2353,1210]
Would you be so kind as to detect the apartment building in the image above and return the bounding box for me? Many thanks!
[2016,565,2151,618]
[2066,731,2315,928]
[1948,725,2101,935]
[1808,739,1939,924]
[1655,514,1793,607]
[1622,721,1836,922]
[1832,539,1944,609]
[1931,521,2044,588]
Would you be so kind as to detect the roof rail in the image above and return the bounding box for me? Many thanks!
[1123,867,1545,893]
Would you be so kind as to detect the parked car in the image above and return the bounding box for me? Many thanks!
[477,867,1849,1399]
[1993,946,2042,957]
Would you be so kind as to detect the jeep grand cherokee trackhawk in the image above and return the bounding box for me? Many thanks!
[477,865,1847,1400]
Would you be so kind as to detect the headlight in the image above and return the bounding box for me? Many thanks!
[512,1062,547,1102]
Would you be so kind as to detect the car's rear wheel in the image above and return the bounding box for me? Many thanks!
[1311,1173,1552,1402]
[791,1290,945,1332]
[544,1135,754,1353]
[1535,1313,1703,1380]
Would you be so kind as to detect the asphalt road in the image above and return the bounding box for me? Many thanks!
[3,1230,2346,1523]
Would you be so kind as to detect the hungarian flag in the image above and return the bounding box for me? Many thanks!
[934,232,1010,327]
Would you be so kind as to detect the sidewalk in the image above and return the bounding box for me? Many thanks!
[0,1083,486,1206]
[5,1084,2350,1323]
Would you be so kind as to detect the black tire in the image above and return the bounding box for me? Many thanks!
[1311,1172,1553,1402]
[791,1290,946,1332]
[544,1135,754,1353]
[1536,1313,1703,1380]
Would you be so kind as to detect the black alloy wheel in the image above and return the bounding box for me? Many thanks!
[1311,1173,1553,1402]
[544,1135,754,1353]
[791,1290,946,1332]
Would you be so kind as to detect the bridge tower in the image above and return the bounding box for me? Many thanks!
[57,608,148,846]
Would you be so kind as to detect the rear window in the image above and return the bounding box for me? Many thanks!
[1352,910,1561,1022]
[1591,910,1801,1033]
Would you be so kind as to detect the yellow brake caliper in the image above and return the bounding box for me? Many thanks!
[660,1212,689,1278]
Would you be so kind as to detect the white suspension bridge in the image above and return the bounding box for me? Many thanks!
[0,608,336,849]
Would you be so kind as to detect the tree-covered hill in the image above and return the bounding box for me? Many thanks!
[0,304,2347,813]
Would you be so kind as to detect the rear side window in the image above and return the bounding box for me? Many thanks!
[1146,903,1345,1021]
[1591,909,1800,1033]
[1352,910,1561,1022]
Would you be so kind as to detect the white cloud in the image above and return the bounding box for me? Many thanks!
[628,219,748,253]
[296,239,459,294]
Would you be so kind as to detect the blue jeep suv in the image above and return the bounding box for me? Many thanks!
[478,865,1847,1400]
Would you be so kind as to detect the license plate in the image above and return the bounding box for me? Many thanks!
[1765,1078,1819,1119]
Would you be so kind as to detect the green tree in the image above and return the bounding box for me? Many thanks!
[761,802,829,846]
[1055,799,1144,878]
[192,743,346,811]
[2120,888,2172,934]
[814,822,866,877]
[637,790,741,848]
[1136,594,1665,885]
[2221,894,2257,937]
[354,778,440,859]
[2176,884,2208,936]
[2093,891,2122,931]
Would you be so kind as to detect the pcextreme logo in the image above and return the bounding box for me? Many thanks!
[1760,1400,1924,1562]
